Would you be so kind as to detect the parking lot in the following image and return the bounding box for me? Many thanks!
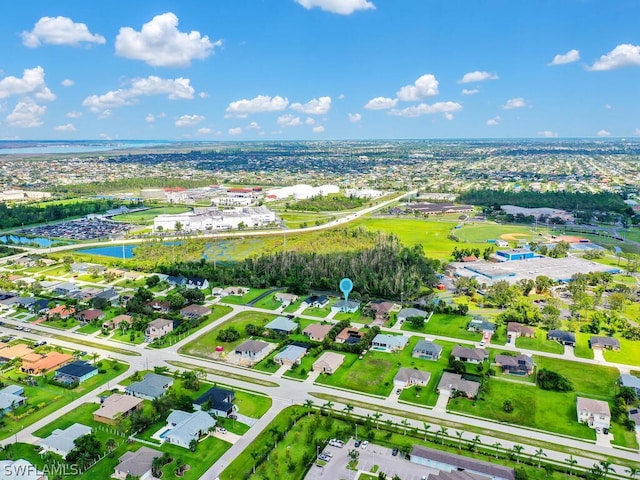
[22,218,132,241]
[304,438,437,480]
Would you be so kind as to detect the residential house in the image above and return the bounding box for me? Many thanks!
[393,368,431,389]
[146,300,170,313]
[397,308,428,324]
[180,304,210,319]
[94,394,143,424]
[103,314,133,330]
[412,340,442,360]
[126,373,174,401]
[221,286,249,297]
[113,446,162,480]
[507,322,535,339]
[590,336,621,351]
[302,323,333,342]
[548,329,576,346]
[367,301,401,322]
[371,334,409,352]
[629,408,640,432]
[166,276,188,287]
[54,361,98,384]
[577,397,611,429]
[94,288,120,306]
[77,308,104,323]
[30,299,50,314]
[331,299,361,313]
[145,318,173,340]
[39,423,92,458]
[234,340,271,364]
[47,305,75,320]
[467,317,496,334]
[274,292,298,307]
[620,374,640,396]
[437,372,480,398]
[70,287,101,302]
[21,352,73,375]
[54,282,79,297]
[410,445,515,480]
[194,387,237,418]
[0,344,34,363]
[14,297,37,309]
[0,385,26,414]
[164,410,216,449]
[0,459,46,480]
[451,346,488,364]
[313,352,345,374]
[265,316,298,335]
[335,327,363,344]
[0,294,18,310]
[494,354,535,376]
[274,344,307,366]
[71,263,105,275]
[186,277,209,290]
[302,295,329,308]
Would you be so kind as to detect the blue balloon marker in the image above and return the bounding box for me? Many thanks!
[339,277,353,303]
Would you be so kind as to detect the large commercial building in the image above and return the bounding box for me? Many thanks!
[153,206,277,232]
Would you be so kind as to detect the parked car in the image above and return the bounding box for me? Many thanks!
[217,427,227,434]
[354,439,362,447]
[329,439,344,447]
[361,441,368,449]
[34,340,46,347]
[392,447,399,456]
[395,388,402,395]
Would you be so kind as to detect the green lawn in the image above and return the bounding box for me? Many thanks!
[0,359,128,441]
[148,305,233,349]
[179,310,278,358]
[39,317,80,330]
[112,206,192,225]
[252,292,283,310]
[218,288,271,305]
[515,328,564,354]
[234,390,272,418]
[110,328,145,344]
[603,337,640,366]
[573,332,595,359]
[283,298,305,313]
[403,313,481,342]
[302,301,335,318]
[76,323,102,334]
[455,223,536,244]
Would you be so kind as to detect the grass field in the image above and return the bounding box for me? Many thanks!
[402,313,482,342]
[603,337,640,366]
[515,328,564,354]
[454,223,537,244]
[112,206,192,224]
[148,305,233,349]
[179,310,278,357]
[218,288,271,305]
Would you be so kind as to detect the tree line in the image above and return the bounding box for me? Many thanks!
[0,199,120,229]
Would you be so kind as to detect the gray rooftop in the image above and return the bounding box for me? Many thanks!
[115,446,162,477]
[265,316,298,332]
[274,344,307,362]
[40,423,92,457]
[411,444,515,480]
[126,373,173,399]
[398,308,428,320]
[165,410,216,446]
[413,340,442,355]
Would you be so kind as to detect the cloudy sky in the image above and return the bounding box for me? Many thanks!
[1,0,639,140]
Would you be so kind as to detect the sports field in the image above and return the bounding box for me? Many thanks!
[453,222,538,244]
[112,206,191,224]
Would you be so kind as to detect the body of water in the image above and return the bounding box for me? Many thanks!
[80,245,136,259]
[0,140,172,155]
[0,235,55,248]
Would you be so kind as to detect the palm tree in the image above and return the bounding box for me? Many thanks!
[304,399,314,417]
[344,403,354,419]
[439,426,448,445]
[105,438,116,457]
[626,467,639,479]
[384,419,393,432]
[533,448,547,468]
[422,422,431,441]
[492,441,501,458]
[174,458,185,475]
[373,412,383,430]
[323,401,334,417]
[400,419,410,435]
[565,455,578,476]
[470,435,481,453]
[511,444,524,463]
[599,461,614,480]
[455,430,464,450]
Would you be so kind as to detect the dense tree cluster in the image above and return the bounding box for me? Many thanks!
[48,176,218,195]
[0,199,120,229]
[457,189,629,215]
[536,369,573,392]
[285,194,368,212]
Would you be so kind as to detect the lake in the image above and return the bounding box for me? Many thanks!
[0,235,56,248]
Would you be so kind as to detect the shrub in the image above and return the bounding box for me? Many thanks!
[536,369,573,392]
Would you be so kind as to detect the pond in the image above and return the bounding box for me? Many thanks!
[78,241,183,259]
[0,235,57,248]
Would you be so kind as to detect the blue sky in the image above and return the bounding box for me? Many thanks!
[1,0,639,140]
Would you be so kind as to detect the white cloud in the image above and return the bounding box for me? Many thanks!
[277,114,302,127]
[389,101,462,118]
[537,130,557,137]
[247,121,261,130]
[305,117,316,126]
[461,88,479,95]
[290,96,331,115]
[635,128,640,136]
[312,125,325,133]
[82,76,195,113]
[364,96,398,110]
[54,123,76,132]
[0,66,56,101]
[338,93,345,100]
[503,97,527,109]
[228,127,242,135]
[6,98,46,127]
[22,16,105,48]
[487,116,501,126]
[458,71,498,84]
[348,112,362,123]
[397,74,439,101]
[589,44,640,71]
[61,79,74,87]
[175,114,205,127]
[66,111,82,118]
[597,129,611,137]
[294,0,375,15]
[197,127,211,135]
[549,49,580,66]
[226,95,289,117]
[145,114,156,123]
[198,92,208,99]
[115,12,221,67]
[604,103,612,110]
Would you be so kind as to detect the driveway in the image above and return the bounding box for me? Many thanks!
[592,349,605,363]
[434,391,450,411]
[563,345,575,357]
[212,430,241,445]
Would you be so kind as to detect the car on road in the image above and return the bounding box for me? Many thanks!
[34,340,46,347]
[23,328,31,333]
[14,326,23,331]
[392,448,399,456]
[354,439,362,447]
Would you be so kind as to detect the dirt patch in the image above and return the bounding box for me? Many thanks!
[500,233,530,241]
[555,235,587,243]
